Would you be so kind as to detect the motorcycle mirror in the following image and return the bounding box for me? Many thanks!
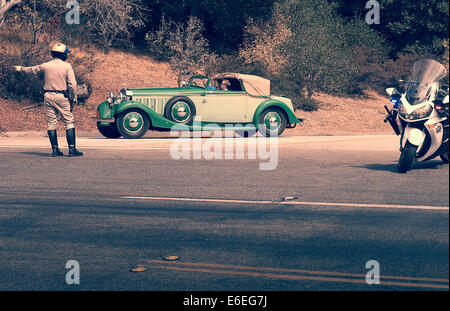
[386,87,398,96]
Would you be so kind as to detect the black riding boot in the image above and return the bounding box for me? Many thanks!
[66,128,83,157]
[48,130,63,157]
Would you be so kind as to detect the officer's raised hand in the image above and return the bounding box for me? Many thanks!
[13,66,22,72]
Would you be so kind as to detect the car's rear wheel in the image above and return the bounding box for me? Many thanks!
[97,122,121,138]
[164,96,196,125]
[258,108,287,137]
[116,109,150,139]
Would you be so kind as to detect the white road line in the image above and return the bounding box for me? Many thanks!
[121,196,449,211]
[123,196,274,204]
[0,135,397,149]
[279,201,449,210]
[0,145,269,151]
[0,145,171,150]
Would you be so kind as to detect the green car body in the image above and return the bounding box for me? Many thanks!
[96,73,303,138]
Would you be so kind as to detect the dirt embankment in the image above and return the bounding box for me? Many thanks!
[0,49,393,136]
[294,91,393,135]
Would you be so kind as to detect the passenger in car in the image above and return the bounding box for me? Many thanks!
[220,79,231,90]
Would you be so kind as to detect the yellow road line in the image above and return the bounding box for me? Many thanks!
[145,262,448,289]
[146,260,449,283]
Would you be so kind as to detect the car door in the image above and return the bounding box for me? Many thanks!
[199,80,247,123]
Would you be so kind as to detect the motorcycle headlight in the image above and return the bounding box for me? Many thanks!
[398,104,433,120]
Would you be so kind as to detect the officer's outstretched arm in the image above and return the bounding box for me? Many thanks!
[21,64,44,75]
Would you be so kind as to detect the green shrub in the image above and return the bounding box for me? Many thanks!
[362,52,438,94]
[0,59,45,102]
[292,96,319,112]
[269,74,318,111]
[145,15,175,62]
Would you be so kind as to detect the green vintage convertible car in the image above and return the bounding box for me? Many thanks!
[95,73,303,138]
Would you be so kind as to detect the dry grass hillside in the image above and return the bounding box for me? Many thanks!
[296,91,393,135]
[0,48,393,135]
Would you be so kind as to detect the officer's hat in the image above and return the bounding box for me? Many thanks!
[51,43,70,55]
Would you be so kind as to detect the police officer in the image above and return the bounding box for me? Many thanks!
[14,43,83,157]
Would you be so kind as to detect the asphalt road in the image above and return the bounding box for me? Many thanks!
[0,134,448,291]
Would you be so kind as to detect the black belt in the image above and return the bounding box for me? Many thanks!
[44,90,67,94]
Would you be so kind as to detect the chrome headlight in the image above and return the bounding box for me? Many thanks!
[119,88,133,102]
[398,104,433,121]
[116,92,124,105]
[107,92,117,107]
[119,89,128,104]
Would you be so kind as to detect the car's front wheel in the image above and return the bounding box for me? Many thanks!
[97,122,121,138]
[116,109,150,139]
[258,108,287,137]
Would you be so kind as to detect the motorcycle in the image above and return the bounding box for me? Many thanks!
[384,59,449,173]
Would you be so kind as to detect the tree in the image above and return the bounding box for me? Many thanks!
[149,16,218,86]
[237,0,389,99]
[140,0,274,54]
[0,0,21,27]
[145,14,174,62]
[239,14,292,76]
[81,0,145,54]
[381,0,449,55]
[274,0,359,97]
[5,0,64,44]
[334,0,449,57]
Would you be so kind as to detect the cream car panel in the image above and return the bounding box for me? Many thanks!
[247,96,269,122]
[201,91,247,122]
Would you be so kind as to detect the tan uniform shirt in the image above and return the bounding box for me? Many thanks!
[22,59,77,130]
[22,58,77,95]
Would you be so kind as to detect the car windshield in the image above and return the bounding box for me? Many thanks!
[406,59,447,105]
[188,77,208,88]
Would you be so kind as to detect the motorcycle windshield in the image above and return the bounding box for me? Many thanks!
[406,59,447,105]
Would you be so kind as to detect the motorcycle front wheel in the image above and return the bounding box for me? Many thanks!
[440,152,449,163]
[398,141,418,173]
